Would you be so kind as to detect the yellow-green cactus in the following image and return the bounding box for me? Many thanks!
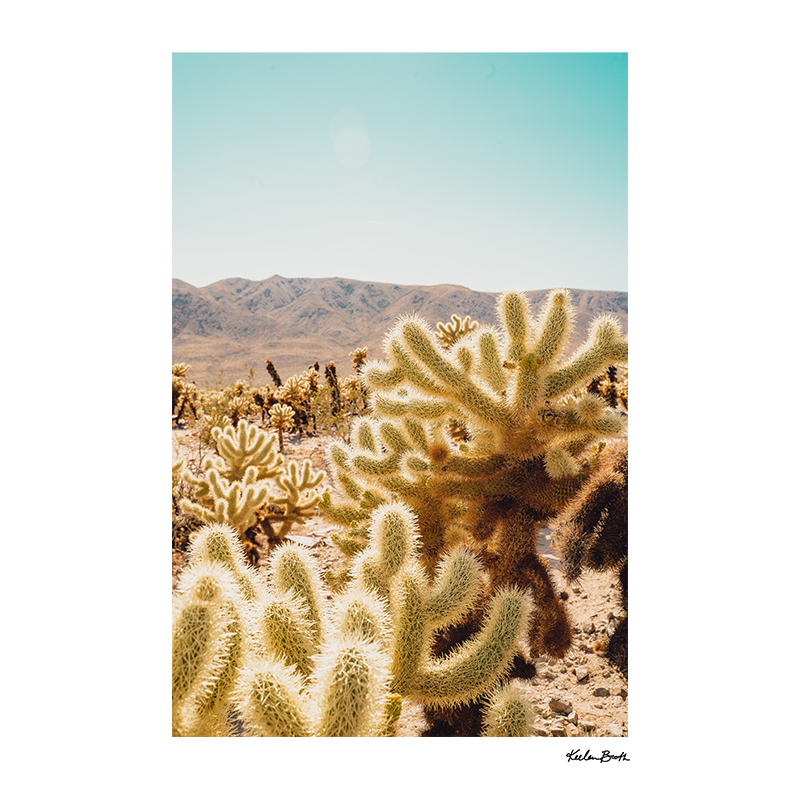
[269,402,295,452]
[172,560,249,736]
[321,289,628,670]
[481,682,537,737]
[179,420,326,561]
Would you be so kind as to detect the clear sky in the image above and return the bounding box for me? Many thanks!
[173,52,627,293]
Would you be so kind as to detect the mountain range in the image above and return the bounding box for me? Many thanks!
[172,275,628,388]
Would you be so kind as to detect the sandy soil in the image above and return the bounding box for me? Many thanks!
[172,424,628,737]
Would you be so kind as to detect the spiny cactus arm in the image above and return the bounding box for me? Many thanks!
[403,585,532,709]
[423,547,483,631]
[482,682,537,737]
[354,417,378,452]
[191,468,269,532]
[329,585,391,647]
[172,562,248,737]
[214,421,284,481]
[529,289,575,369]
[184,522,263,602]
[255,590,318,678]
[498,291,531,362]
[267,542,327,647]
[351,502,420,598]
[552,441,627,581]
[307,635,393,737]
[387,564,428,692]
[172,460,185,490]
[475,329,509,394]
[233,656,314,737]
[317,491,368,526]
[371,392,455,423]
[393,317,514,428]
[268,460,326,536]
[544,315,628,398]
[351,449,403,477]
[180,468,215,508]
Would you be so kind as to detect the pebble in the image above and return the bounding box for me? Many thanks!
[612,696,624,707]
[582,621,595,634]
[575,667,590,682]
[549,697,574,715]
[566,710,579,726]
[593,687,610,697]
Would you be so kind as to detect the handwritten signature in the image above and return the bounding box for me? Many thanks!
[566,749,630,763]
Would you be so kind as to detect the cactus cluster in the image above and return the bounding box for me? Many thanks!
[172,363,200,425]
[320,289,628,729]
[173,506,537,736]
[179,420,326,562]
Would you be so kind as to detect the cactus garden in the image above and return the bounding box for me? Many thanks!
[172,289,629,736]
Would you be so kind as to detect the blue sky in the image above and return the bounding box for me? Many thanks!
[173,52,627,293]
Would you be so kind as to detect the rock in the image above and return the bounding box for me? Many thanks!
[581,719,597,732]
[612,696,624,707]
[566,710,579,726]
[560,591,569,601]
[550,725,567,737]
[532,724,550,737]
[593,687,610,697]
[582,621,595,634]
[613,686,628,698]
[606,723,625,737]
[549,697,574,715]
[575,667,590,682]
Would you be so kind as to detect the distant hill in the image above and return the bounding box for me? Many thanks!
[172,275,628,388]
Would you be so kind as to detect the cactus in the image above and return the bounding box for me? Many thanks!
[435,313,478,348]
[174,523,394,737]
[481,682,537,737]
[172,364,199,425]
[172,558,249,736]
[174,501,539,736]
[268,402,295,452]
[322,289,627,672]
[265,359,283,387]
[180,420,326,562]
[350,502,532,725]
[551,437,628,675]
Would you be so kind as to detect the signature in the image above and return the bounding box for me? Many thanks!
[566,749,630,763]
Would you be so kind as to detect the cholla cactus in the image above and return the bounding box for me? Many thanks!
[268,402,295,452]
[350,347,368,371]
[174,522,394,737]
[551,438,628,674]
[265,359,283,387]
[172,558,249,736]
[351,502,532,718]
[322,289,628,668]
[174,504,537,736]
[180,420,326,561]
[172,364,199,424]
[436,313,478,348]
